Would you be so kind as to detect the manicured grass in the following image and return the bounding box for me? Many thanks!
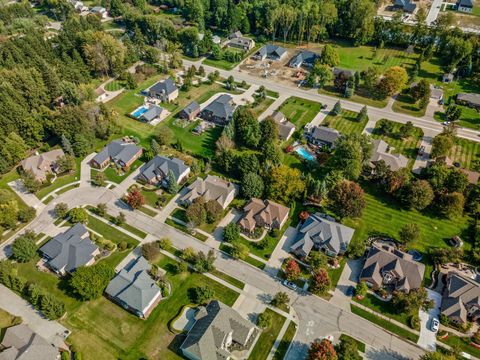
[392,93,426,117]
[0,169,28,210]
[350,304,419,343]
[165,218,209,242]
[272,321,296,360]
[277,97,322,130]
[236,230,283,260]
[353,293,409,327]
[447,137,480,171]
[65,253,239,360]
[56,183,80,195]
[318,86,389,108]
[455,105,480,131]
[249,96,275,118]
[139,187,172,208]
[327,257,347,290]
[86,207,147,239]
[171,208,188,223]
[203,45,259,70]
[43,195,54,204]
[439,334,480,359]
[248,309,286,360]
[104,80,124,92]
[95,159,143,184]
[339,333,366,353]
[210,269,245,290]
[323,110,368,135]
[371,119,423,167]
[343,183,471,256]
[266,90,279,99]
[86,214,140,248]
[36,158,82,199]
[245,255,266,270]
[138,206,158,217]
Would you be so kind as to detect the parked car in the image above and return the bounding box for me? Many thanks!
[438,99,444,105]
[323,335,335,342]
[453,162,461,168]
[321,104,328,110]
[346,286,355,297]
[431,318,439,332]
[418,146,425,156]
[283,280,297,290]
[443,121,451,126]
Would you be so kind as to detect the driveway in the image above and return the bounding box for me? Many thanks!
[8,180,44,210]
[412,134,433,175]
[330,259,364,310]
[80,153,96,187]
[232,286,267,324]
[417,289,442,351]
[265,226,297,277]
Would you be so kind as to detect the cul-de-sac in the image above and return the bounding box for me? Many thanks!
[0,1,480,359]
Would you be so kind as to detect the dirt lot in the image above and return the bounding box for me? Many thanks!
[376,0,432,20]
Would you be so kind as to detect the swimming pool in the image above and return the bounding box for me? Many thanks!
[295,147,316,161]
[131,106,148,118]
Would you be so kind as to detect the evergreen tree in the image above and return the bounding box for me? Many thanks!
[61,134,74,156]
[167,170,179,194]
[332,101,342,116]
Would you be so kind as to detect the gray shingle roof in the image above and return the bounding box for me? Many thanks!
[105,256,161,316]
[140,105,165,122]
[139,155,189,184]
[289,51,320,67]
[309,126,341,144]
[457,0,473,6]
[150,78,177,96]
[92,139,142,166]
[256,44,286,59]
[181,300,255,360]
[370,139,409,171]
[182,101,200,116]
[39,223,98,273]
[290,213,354,257]
[180,175,237,209]
[0,324,59,360]
[441,273,480,323]
[201,94,235,122]
[457,92,480,106]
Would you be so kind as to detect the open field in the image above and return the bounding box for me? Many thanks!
[203,46,260,70]
[248,309,286,360]
[448,137,480,171]
[323,109,367,135]
[277,97,322,130]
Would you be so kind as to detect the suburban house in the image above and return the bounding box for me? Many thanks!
[20,149,65,182]
[0,324,59,360]
[441,272,480,325]
[148,78,179,102]
[39,223,100,275]
[228,31,243,39]
[139,105,169,124]
[271,111,295,141]
[290,213,355,258]
[252,44,287,61]
[200,94,236,125]
[333,67,356,79]
[90,6,108,18]
[179,101,201,121]
[70,0,88,12]
[394,0,417,12]
[289,50,321,68]
[456,92,480,110]
[457,0,473,12]
[180,175,238,209]
[138,155,190,187]
[228,36,255,51]
[359,244,425,293]
[369,139,409,172]
[239,198,290,234]
[304,125,341,148]
[180,300,258,360]
[105,256,162,319]
[90,139,143,169]
[443,73,454,83]
[433,156,480,185]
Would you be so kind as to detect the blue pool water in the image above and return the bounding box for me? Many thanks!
[295,147,315,161]
[131,106,148,118]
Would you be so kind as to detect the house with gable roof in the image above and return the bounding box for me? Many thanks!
[138,155,190,187]
[180,175,238,209]
[90,139,142,169]
[148,78,179,102]
[252,44,287,61]
[369,139,409,172]
[200,94,236,125]
[20,149,65,182]
[441,272,480,325]
[239,198,290,234]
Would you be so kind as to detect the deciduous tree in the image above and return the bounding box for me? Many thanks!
[69,263,114,300]
[12,231,37,263]
[126,188,145,209]
[308,338,337,360]
[328,180,365,218]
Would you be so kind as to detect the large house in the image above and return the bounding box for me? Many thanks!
[148,79,179,102]
[289,50,320,68]
[369,139,409,172]
[105,256,162,318]
[39,223,99,275]
[239,198,290,234]
[305,125,341,148]
[20,149,65,182]
[139,105,169,124]
[290,213,355,258]
[200,94,236,125]
[271,111,295,141]
[0,324,59,360]
[180,175,237,209]
[359,244,425,293]
[456,93,480,110]
[138,155,190,187]
[457,0,473,12]
[179,101,201,121]
[91,6,108,18]
[394,0,417,12]
[90,139,143,169]
[228,36,255,51]
[441,272,480,325]
[252,44,287,61]
[180,300,258,360]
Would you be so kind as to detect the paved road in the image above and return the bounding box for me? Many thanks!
[0,186,426,360]
[183,59,480,143]
[418,289,442,351]
[426,0,443,25]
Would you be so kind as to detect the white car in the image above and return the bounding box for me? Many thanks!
[282,280,297,290]
[323,335,334,343]
[443,121,451,126]
[431,318,439,332]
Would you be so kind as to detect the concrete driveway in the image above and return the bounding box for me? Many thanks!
[330,259,364,310]
[265,226,297,277]
[417,289,442,351]
[413,134,433,175]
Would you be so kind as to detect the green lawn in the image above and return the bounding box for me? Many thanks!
[392,93,427,117]
[165,218,209,242]
[0,168,28,210]
[439,334,480,359]
[248,309,286,360]
[371,119,424,167]
[323,110,368,135]
[455,105,480,131]
[339,334,366,353]
[266,90,279,99]
[36,157,82,199]
[171,208,188,223]
[210,269,245,290]
[327,257,347,290]
[447,137,480,171]
[104,80,125,92]
[354,293,409,327]
[86,206,147,239]
[203,45,259,70]
[86,214,140,248]
[245,255,266,270]
[277,97,322,130]
[350,304,419,343]
[64,253,240,360]
[138,205,158,217]
[319,86,389,108]
[56,183,80,195]
[249,96,275,118]
[93,159,143,184]
[272,321,296,360]
[344,183,471,255]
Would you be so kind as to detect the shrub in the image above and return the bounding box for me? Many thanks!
[54,203,69,219]
[17,207,36,223]
[409,314,420,331]
[158,238,172,250]
[118,241,128,251]
[142,242,160,261]
[257,311,272,329]
[223,223,240,243]
[40,294,66,320]
[69,207,88,224]
[189,285,214,304]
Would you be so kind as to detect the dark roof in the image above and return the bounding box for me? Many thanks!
[182,101,200,116]
[105,256,161,315]
[457,92,480,106]
[256,44,286,59]
[201,94,235,121]
[309,126,341,144]
[139,155,189,183]
[92,139,142,166]
[458,0,473,7]
[150,78,177,96]
[395,0,417,10]
[39,223,98,273]
[289,51,320,67]
[181,300,255,360]
[140,105,165,122]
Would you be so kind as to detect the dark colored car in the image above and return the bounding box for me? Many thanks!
[346,286,355,297]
